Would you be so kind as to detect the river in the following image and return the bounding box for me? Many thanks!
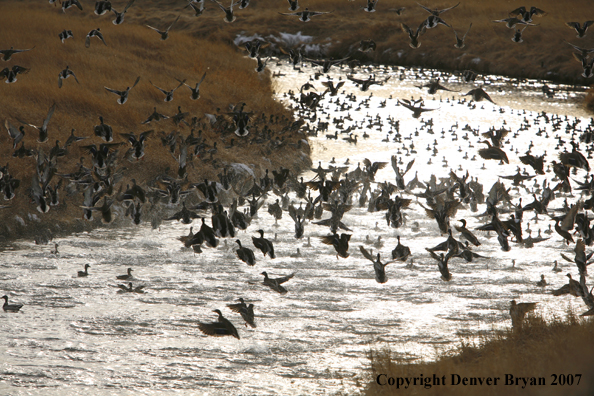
[0,62,592,395]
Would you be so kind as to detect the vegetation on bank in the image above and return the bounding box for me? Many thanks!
[0,2,310,241]
[97,0,594,86]
[363,311,594,396]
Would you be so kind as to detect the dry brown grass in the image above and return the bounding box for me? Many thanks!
[79,0,594,86]
[0,2,310,240]
[363,311,594,396]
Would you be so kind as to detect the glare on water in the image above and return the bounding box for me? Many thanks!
[1,62,592,395]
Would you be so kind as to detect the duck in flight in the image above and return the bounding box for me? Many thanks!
[150,79,186,102]
[104,76,141,104]
[146,15,180,40]
[279,8,332,22]
[0,46,35,62]
[198,309,240,339]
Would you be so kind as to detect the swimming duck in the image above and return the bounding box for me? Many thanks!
[117,282,145,293]
[198,309,240,339]
[77,264,90,277]
[2,295,23,312]
[146,15,180,40]
[261,271,294,294]
[536,274,547,287]
[227,298,256,328]
[116,268,133,280]
[104,76,141,104]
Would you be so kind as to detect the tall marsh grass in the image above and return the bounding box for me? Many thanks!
[364,311,594,396]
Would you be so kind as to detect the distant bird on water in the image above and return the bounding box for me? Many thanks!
[2,295,24,312]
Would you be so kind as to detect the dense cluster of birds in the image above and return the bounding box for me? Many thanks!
[2,1,594,342]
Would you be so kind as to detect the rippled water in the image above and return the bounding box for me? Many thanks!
[1,63,592,395]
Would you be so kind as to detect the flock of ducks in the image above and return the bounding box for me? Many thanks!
[2,1,594,344]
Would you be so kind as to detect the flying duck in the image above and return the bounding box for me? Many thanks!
[58,65,79,88]
[279,8,332,22]
[227,298,256,328]
[197,309,240,339]
[146,15,180,40]
[104,76,141,104]
[112,0,136,24]
[85,28,107,48]
[261,271,294,294]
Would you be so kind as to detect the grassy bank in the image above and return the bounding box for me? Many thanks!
[363,312,594,396]
[80,0,594,86]
[0,2,310,241]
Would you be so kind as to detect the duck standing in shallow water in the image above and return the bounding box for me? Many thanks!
[2,295,23,312]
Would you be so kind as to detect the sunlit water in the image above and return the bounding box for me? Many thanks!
[1,62,593,395]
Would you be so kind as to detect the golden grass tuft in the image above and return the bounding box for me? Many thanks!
[0,2,310,240]
[364,311,594,396]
